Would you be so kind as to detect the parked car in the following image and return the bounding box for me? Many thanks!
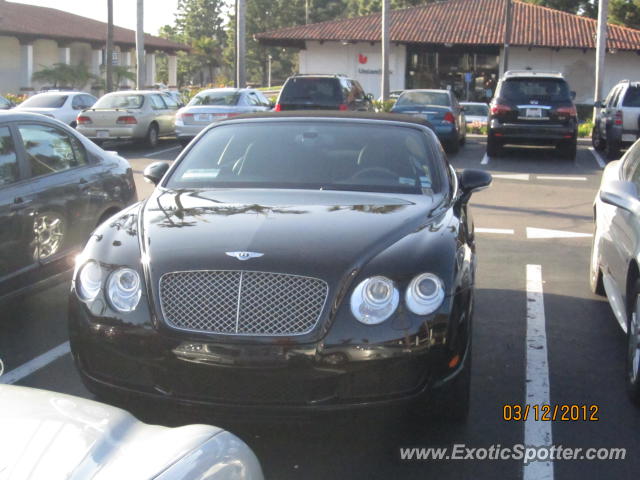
[0,385,264,479]
[69,111,491,421]
[590,138,640,405]
[0,112,137,301]
[487,70,578,159]
[13,91,97,127]
[0,95,14,110]
[461,102,489,129]
[175,88,272,146]
[377,90,404,102]
[391,89,466,154]
[275,74,373,111]
[76,90,180,147]
[592,79,640,160]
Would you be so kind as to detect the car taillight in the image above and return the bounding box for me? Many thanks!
[339,104,348,111]
[274,103,282,111]
[77,115,92,125]
[556,106,577,117]
[176,112,193,121]
[116,116,138,125]
[490,103,512,116]
[615,110,623,125]
[443,112,455,124]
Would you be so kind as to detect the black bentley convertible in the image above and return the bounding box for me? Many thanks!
[69,112,491,420]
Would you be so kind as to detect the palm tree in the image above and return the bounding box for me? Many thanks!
[32,63,98,90]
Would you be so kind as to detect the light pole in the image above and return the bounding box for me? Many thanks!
[236,0,246,88]
[106,0,113,92]
[502,0,513,73]
[268,54,272,88]
[136,0,145,89]
[381,0,390,101]
[594,0,609,115]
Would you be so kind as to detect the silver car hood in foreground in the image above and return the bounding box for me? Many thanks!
[0,385,263,480]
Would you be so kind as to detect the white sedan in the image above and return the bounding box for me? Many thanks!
[0,385,264,479]
[14,91,97,127]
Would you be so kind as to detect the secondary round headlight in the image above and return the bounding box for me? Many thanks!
[350,276,399,325]
[107,268,141,312]
[405,273,445,315]
[77,260,102,301]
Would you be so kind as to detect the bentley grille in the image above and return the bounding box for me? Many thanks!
[159,270,328,335]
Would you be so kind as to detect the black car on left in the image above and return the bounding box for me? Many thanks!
[0,112,137,301]
[69,112,490,421]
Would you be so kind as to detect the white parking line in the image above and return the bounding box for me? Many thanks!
[536,176,587,181]
[492,173,531,181]
[475,227,514,234]
[588,147,606,169]
[525,265,554,480]
[526,227,592,239]
[0,342,70,385]
[144,145,181,158]
[481,154,490,165]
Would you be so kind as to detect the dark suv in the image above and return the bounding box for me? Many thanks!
[275,74,373,111]
[487,71,578,159]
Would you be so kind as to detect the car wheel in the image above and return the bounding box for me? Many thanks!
[145,124,159,148]
[31,212,66,261]
[589,222,605,296]
[592,125,605,152]
[627,287,640,405]
[486,135,502,156]
[557,140,577,161]
[605,135,621,160]
[444,138,460,154]
[459,130,466,146]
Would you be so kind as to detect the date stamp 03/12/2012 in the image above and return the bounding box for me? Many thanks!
[503,404,599,422]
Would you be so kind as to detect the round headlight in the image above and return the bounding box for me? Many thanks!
[350,276,399,325]
[405,273,445,315]
[107,268,141,312]
[77,260,102,301]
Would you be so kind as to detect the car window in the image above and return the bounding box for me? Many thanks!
[352,81,365,100]
[396,91,451,107]
[622,86,640,107]
[94,94,144,109]
[256,92,271,107]
[608,87,621,108]
[0,127,19,187]
[189,91,241,106]
[162,94,179,109]
[71,95,84,110]
[462,104,489,116]
[166,122,441,195]
[280,78,342,103]
[150,95,167,110]
[500,78,571,103]
[247,93,261,106]
[19,95,68,109]
[18,124,87,178]
[0,97,11,109]
[82,95,97,109]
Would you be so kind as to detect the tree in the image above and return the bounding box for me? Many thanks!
[346,0,434,16]
[32,63,97,89]
[609,0,640,29]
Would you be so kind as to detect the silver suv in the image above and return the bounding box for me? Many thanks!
[593,80,640,159]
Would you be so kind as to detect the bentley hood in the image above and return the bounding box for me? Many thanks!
[141,188,441,283]
[0,385,262,480]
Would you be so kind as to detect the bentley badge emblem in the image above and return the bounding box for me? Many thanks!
[226,251,264,261]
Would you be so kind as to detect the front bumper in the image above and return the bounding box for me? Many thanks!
[69,295,470,413]
[489,119,576,145]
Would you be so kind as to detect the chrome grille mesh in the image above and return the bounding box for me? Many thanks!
[160,270,328,336]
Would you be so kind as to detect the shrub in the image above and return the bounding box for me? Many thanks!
[578,121,593,138]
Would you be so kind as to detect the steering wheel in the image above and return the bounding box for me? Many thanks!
[351,167,398,180]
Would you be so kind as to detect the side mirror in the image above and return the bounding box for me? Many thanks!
[570,91,576,100]
[143,161,170,185]
[365,93,374,101]
[594,100,603,108]
[459,169,492,196]
[600,180,640,214]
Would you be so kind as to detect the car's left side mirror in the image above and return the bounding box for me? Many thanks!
[600,180,640,214]
[143,161,170,185]
[458,169,492,199]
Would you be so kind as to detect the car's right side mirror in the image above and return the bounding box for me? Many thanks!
[143,161,171,185]
[458,169,492,200]
[600,180,640,214]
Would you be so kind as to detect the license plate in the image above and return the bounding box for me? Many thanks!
[526,108,542,118]
[195,114,212,122]
[96,130,109,138]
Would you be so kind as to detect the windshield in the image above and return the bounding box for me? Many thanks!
[280,78,342,103]
[19,95,67,109]
[500,78,571,102]
[396,91,450,107]
[167,122,441,194]
[189,91,240,106]
[93,94,144,109]
[462,104,489,116]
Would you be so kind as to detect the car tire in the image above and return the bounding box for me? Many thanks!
[605,135,621,160]
[445,138,460,154]
[627,284,640,405]
[589,222,605,296]
[592,125,605,152]
[486,135,502,157]
[557,140,577,161]
[145,124,159,149]
[459,130,466,146]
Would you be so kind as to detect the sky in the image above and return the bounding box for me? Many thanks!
[10,0,181,35]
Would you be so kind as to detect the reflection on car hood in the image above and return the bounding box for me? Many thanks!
[141,188,438,282]
[0,385,248,480]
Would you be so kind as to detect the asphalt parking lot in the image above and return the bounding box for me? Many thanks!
[1,136,639,480]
